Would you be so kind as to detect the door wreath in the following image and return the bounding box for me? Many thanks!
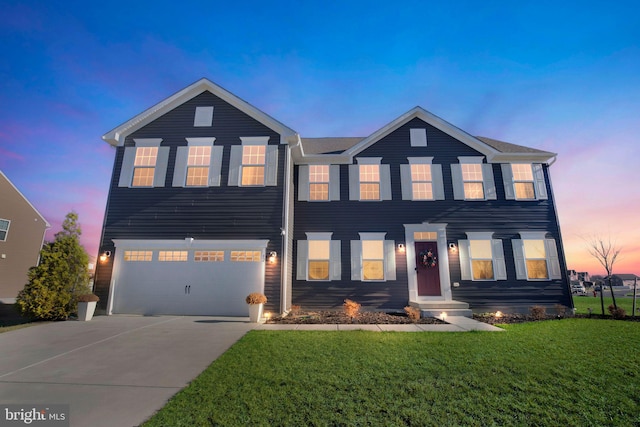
[419,249,437,268]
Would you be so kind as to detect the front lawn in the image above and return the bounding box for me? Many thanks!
[573,295,639,317]
[144,319,640,426]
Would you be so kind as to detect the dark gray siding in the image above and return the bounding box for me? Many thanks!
[292,117,571,312]
[94,91,285,313]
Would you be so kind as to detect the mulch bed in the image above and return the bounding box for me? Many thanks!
[267,310,446,325]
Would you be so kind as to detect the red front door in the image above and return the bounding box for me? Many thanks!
[415,242,441,296]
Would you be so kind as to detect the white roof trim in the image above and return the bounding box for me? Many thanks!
[102,78,298,146]
[0,170,51,228]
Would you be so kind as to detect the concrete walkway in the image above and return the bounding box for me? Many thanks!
[258,316,504,332]
[0,314,500,427]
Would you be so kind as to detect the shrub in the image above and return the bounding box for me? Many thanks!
[529,305,547,320]
[608,304,626,319]
[343,299,361,319]
[554,304,567,318]
[77,294,100,303]
[246,293,267,305]
[404,306,421,322]
[289,305,301,316]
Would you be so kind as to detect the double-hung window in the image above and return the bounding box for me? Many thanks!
[296,232,341,281]
[0,219,10,241]
[512,232,561,280]
[173,138,223,187]
[348,158,391,201]
[451,157,496,200]
[458,232,507,281]
[228,137,278,187]
[501,163,548,200]
[400,157,445,200]
[298,165,340,201]
[350,233,396,281]
[119,139,170,188]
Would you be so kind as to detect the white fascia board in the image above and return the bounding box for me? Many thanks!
[112,238,270,250]
[488,152,557,164]
[0,170,51,228]
[294,154,354,165]
[102,78,298,146]
[343,107,502,159]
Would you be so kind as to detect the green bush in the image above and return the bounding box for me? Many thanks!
[16,212,91,320]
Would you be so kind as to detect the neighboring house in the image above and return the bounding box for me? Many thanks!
[93,78,572,317]
[604,274,639,287]
[567,269,578,282]
[0,171,50,303]
[577,271,590,282]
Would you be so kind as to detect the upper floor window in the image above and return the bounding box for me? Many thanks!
[173,138,223,188]
[512,232,561,280]
[400,157,445,201]
[501,163,548,201]
[0,219,10,241]
[228,137,278,187]
[132,147,158,187]
[348,158,391,201]
[118,139,169,188]
[298,165,340,201]
[458,232,507,281]
[451,157,496,201]
[350,232,396,281]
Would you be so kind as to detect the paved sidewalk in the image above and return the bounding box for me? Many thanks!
[257,316,503,332]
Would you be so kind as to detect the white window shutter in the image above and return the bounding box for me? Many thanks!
[512,239,527,280]
[501,164,516,200]
[348,165,360,200]
[380,164,392,200]
[208,146,223,187]
[350,240,362,280]
[492,239,507,280]
[483,164,496,200]
[432,164,445,200]
[329,165,340,201]
[533,164,548,200]
[153,147,170,187]
[119,147,136,187]
[400,164,412,200]
[173,147,188,187]
[227,146,242,186]
[458,239,472,280]
[330,240,342,280]
[545,239,561,279]
[265,145,278,186]
[451,164,464,200]
[296,240,309,280]
[384,240,396,280]
[298,165,310,201]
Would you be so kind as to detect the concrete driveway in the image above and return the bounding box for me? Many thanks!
[0,315,253,427]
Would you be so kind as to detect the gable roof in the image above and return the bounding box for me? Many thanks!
[0,170,51,228]
[300,137,364,155]
[103,78,299,146]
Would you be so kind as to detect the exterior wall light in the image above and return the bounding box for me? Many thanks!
[397,243,405,253]
[99,251,111,263]
[268,251,277,264]
[448,242,457,252]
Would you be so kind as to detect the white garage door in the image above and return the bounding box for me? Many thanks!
[109,239,268,316]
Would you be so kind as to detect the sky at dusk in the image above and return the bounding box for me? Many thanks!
[1,1,638,276]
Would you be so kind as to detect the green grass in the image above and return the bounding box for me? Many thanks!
[0,323,35,334]
[144,319,640,426]
[572,295,639,317]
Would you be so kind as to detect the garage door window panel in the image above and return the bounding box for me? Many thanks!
[124,251,153,261]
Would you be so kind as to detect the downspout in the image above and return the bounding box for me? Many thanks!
[279,138,296,314]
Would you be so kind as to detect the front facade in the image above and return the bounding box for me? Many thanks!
[0,171,50,303]
[94,79,572,316]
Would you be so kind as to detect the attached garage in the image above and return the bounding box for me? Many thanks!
[108,239,268,316]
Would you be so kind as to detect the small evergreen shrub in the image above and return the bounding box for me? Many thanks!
[343,299,361,319]
[404,306,421,322]
[529,305,547,320]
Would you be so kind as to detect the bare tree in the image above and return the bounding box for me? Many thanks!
[585,235,621,312]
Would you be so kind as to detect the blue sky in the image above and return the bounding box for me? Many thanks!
[1,0,639,274]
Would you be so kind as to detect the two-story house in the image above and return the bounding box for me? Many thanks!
[93,78,572,317]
